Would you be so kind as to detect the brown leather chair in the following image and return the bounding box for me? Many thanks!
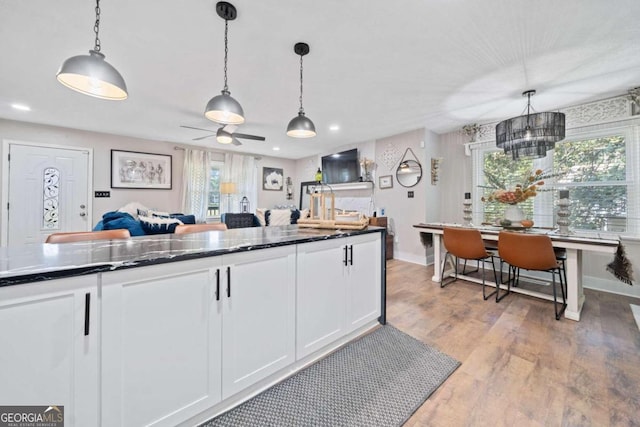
[45,229,131,243]
[174,223,228,235]
[440,227,499,300]
[497,231,567,320]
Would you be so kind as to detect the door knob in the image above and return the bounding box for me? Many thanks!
[79,212,86,217]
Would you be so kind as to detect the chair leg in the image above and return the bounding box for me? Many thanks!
[552,267,567,320]
[461,258,479,275]
[496,260,513,302]
[440,252,458,288]
[482,256,498,300]
[513,267,521,287]
[560,260,567,301]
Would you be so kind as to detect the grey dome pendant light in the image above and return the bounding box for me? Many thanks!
[286,42,316,138]
[56,0,127,100]
[205,2,245,125]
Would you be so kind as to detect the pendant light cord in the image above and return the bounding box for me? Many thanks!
[298,54,305,114]
[223,19,229,92]
[93,0,101,52]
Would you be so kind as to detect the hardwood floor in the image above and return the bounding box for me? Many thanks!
[386,259,640,427]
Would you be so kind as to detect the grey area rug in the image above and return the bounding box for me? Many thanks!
[201,324,460,427]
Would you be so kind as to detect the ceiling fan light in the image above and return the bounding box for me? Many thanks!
[287,112,316,138]
[205,91,245,125]
[216,128,233,144]
[57,50,128,100]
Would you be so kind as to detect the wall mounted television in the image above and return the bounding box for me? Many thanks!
[321,148,360,184]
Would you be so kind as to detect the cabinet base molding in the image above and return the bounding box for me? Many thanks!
[181,321,381,427]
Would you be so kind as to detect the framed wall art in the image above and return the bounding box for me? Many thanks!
[379,175,393,189]
[263,167,284,191]
[111,150,172,189]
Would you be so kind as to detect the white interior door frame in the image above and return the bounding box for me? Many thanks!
[1,139,94,246]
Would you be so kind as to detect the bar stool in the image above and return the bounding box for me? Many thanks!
[174,223,228,234]
[46,229,131,243]
[497,231,567,320]
[441,227,499,300]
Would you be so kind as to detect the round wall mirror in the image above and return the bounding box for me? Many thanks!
[396,160,422,188]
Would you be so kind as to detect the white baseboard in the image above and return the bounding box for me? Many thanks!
[394,251,428,266]
[583,275,640,298]
[631,304,640,331]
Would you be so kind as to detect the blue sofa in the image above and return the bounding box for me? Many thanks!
[94,211,196,236]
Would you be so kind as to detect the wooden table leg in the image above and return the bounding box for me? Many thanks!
[564,248,584,321]
[432,234,442,282]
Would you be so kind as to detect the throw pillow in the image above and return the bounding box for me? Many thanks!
[149,210,171,218]
[100,211,146,236]
[170,214,196,224]
[118,202,149,220]
[138,215,183,234]
[269,209,293,226]
[255,208,268,226]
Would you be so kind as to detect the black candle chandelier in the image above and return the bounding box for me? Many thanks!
[495,90,565,160]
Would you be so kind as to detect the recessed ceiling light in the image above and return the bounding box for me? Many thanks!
[11,104,31,111]
[272,147,280,151]
[329,124,340,131]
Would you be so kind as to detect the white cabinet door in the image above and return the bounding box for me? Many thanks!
[0,276,98,427]
[221,246,296,399]
[101,258,222,427]
[346,233,382,332]
[296,233,383,359]
[296,238,348,358]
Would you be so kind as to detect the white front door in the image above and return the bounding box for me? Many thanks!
[3,142,91,246]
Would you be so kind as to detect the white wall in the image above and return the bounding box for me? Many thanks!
[256,156,298,209]
[0,119,184,227]
[437,129,473,223]
[0,119,299,230]
[375,129,431,264]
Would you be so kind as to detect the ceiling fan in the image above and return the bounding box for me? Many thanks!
[180,124,265,146]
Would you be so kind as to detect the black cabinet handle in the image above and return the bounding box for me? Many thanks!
[84,292,90,336]
[343,245,348,266]
[226,266,231,298]
[215,269,220,301]
[349,245,354,265]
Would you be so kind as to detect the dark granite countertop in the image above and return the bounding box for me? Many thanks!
[0,225,384,287]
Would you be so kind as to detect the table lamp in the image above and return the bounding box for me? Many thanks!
[220,182,236,213]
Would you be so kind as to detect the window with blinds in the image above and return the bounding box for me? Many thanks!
[207,161,224,219]
[475,127,638,233]
[554,135,626,231]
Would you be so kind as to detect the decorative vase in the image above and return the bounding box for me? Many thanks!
[463,192,473,226]
[557,190,571,234]
[504,204,524,222]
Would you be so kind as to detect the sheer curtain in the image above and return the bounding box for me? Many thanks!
[181,148,211,222]
[222,153,257,213]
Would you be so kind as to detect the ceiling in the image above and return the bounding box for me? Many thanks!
[1,0,639,160]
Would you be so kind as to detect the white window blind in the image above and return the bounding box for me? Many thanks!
[471,120,640,234]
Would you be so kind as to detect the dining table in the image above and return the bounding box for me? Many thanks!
[413,222,620,321]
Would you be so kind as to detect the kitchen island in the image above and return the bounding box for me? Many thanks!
[0,225,385,427]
